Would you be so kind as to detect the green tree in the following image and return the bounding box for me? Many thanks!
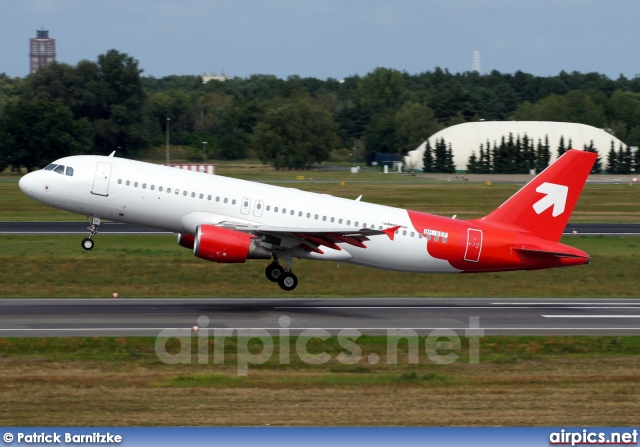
[433,138,448,172]
[467,151,478,173]
[393,101,442,153]
[557,136,567,158]
[583,141,602,173]
[0,99,91,171]
[606,141,617,173]
[252,98,337,169]
[422,139,434,172]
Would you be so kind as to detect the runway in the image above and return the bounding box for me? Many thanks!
[0,222,639,236]
[2,298,640,337]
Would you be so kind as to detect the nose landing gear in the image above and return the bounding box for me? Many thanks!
[81,217,101,250]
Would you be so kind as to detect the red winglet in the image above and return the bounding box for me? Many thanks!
[382,225,401,241]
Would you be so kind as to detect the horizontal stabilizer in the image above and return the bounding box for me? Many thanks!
[513,247,587,259]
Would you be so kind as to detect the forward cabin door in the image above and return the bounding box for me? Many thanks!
[464,228,483,262]
[91,162,112,197]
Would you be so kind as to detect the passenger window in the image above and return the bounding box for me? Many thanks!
[298,211,302,217]
[331,217,335,223]
[290,210,294,215]
[443,237,448,243]
[339,219,343,224]
[216,197,220,202]
[207,195,211,200]
[257,203,262,209]
[167,188,171,193]
[435,236,440,242]
[266,206,270,211]
[402,230,407,236]
[363,223,366,227]
[411,232,415,237]
[53,165,65,174]
[192,192,196,198]
[347,220,351,225]
[314,214,318,220]
[306,213,310,218]
[118,179,122,184]
[282,208,286,214]
[65,167,74,176]
[151,185,155,191]
[323,216,327,221]
[232,199,236,205]
[419,234,423,239]
[224,198,228,203]
[126,180,130,186]
[355,222,359,227]
[142,183,147,189]
[182,191,186,196]
[199,193,203,199]
[44,164,57,171]
[175,190,179,195]
[159,186,163,192]
[274,207,279,212]
[134,182,138,187]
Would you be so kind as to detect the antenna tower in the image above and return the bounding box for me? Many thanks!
[472,50,481,74]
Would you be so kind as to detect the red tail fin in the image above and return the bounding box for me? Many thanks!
[475,149,596,241]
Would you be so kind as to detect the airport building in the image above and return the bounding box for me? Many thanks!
[403,121,627,172]
[29,28,56,74]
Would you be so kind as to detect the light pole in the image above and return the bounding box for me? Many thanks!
[166,118,171,164]
[202,142,208,164]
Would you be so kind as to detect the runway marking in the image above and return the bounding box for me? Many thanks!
[2,327,640,332]
[543,315,640,318]
[495,302,640,305]
[275,306,640,310]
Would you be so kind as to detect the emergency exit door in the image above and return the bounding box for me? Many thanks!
[464,228,483,262]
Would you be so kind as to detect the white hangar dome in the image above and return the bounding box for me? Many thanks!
[404,121,627,172]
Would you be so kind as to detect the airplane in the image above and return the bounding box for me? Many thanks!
[18,149,596,291]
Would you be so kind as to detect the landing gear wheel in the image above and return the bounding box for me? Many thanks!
[278,272,298,291]
[81,238,94,250]
[265,263,284,282]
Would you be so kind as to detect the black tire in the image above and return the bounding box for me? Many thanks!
[278,272,298,291]
[81,238,94,250]
[265,263,284,282]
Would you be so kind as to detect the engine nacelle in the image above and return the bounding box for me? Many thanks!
[193,224,271,263]
[177,233,195,249]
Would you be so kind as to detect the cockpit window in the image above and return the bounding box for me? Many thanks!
[53,165,65,175]
[44,164,57,171]
[65,166,74,176]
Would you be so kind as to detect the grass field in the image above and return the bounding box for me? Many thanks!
[1,335,639,426]
[0,234,638,297]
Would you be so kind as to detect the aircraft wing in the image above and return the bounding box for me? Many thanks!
[238,224,401,253]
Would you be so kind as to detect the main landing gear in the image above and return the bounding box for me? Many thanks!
[81,217,101,251]
[265,255,298,291]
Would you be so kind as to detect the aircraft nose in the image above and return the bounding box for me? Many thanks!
[19,171,37,196]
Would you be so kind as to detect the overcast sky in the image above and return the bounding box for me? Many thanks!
[2,0,639,80]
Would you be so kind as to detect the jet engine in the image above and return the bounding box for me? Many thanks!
[193,224,271,263]
[177,233,195,249]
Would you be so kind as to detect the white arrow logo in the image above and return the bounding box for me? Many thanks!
[532,182,568,217]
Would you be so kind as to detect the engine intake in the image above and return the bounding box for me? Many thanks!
[193,224,271,263]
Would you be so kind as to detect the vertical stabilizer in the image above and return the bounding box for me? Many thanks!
[476,149,596,241]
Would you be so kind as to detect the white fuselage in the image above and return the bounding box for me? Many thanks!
[18,155,458,273]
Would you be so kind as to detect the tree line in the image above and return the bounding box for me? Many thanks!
[2,49,640,172]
